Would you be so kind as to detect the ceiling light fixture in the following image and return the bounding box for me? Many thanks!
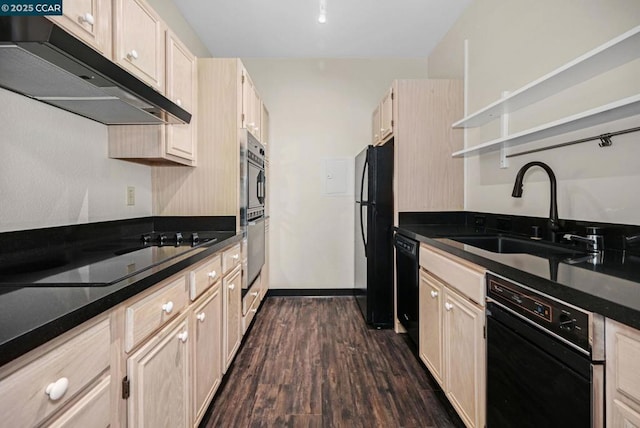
[318,0,327,24]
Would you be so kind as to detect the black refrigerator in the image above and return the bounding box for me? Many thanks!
[354,141,394,328]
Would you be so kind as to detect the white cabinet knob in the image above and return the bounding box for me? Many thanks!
[444,302,453,311]
[232,254,239,261]
[177,331,188,343]
[127,50,139,60]
[381,128,385,132]
[430,290,438,298]
[176,98,182,107]
[208,271,217,279]
[251,291,259,297]
[162,301,174,314]
[45,377,69,401]
[250,308,258,313]
[255,127,259,133]
[228,283,235,290]
[79,12,95,25]
[196,312,206,322]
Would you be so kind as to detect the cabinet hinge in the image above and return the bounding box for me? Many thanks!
[391,119,394,128]
[242,74,245,84]
[122,376,130,400]
[391,91,394,100]
[241,113,245,123]
[483,325,486,339]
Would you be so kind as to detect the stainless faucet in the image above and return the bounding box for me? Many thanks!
[511,161,559,241]
[564,227,604,253]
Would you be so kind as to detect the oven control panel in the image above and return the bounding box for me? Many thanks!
[487,274,590,352]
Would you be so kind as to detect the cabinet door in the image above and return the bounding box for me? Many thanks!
[261,104,270,146]
[114,0,165,92]
[223,266,242,372]
[192,285,223,425]
[49,0,111,56]
[419,271,443,387]
[444,288,485,428]
[380,88,393,139]
[372,105,381,145]
[165,30,196,162]
[127,316,190,428]
[606,318,640,427]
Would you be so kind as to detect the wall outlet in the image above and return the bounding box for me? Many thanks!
[127,186,135,206]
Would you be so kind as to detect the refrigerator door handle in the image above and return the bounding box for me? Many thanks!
[359,156,369,257]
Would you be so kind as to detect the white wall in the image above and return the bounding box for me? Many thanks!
[428,0,640,225]
[243,58,428,289]
[147,0,211,57]
[0,88,152,232]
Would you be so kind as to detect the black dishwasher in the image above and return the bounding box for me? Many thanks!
[486,273,604,428]
[394,233,419,344]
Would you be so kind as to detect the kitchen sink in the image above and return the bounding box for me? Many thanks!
[449,235,586,257]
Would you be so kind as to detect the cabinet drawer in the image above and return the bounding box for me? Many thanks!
[125,275,188,352]
[243,282,261,334]
[222,244,241,275]
[0,319,110,428]
[242,275,260,317]
[190,253,222,301]
[47,375,111,428]
[420,244,486,305]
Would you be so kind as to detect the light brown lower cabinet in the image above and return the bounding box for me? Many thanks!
[223,265,242,372]
[419,244,485,428]
[606,317,640,427]
[127,315,190,428]
[192,283,223,425]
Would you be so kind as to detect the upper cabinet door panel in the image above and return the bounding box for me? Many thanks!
[114,0,165,92]
[380,88,393,139]
[50,0,112,56]
[165,30,196,161]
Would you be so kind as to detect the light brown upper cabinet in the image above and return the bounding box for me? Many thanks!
[108,29,196,166]
[241,68,261,140]
[49,0,112,57]
[371,87,393,146]
[380,87,393,141]
[165,29,197,163]
[371,105,381,145]
[113,0,165,92]
[261,104,270,146]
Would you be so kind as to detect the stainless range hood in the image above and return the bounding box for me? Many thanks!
[0,16,191,125]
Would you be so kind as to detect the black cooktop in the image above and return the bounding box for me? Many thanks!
[0,230,223,286]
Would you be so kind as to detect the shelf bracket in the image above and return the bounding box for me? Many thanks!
[500,91,510,169]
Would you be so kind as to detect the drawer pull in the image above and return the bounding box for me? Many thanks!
[45,377,69,401]
[444,302,453,311]
[162,301,174,314]
[232,254,239,261]
[79,12,95,25]
[208,271,217,279]
[196,312,206,322]
[228,283,236,290]
[430,290,439,298]
[127,49,139,60]
[250,308,258,313]
[251,291,259,297]
[176,98,182,107]
[177,331,188,343]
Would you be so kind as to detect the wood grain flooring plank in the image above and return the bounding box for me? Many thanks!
[202,297,463,428]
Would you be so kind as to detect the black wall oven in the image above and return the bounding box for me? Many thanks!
[486,273,604,428]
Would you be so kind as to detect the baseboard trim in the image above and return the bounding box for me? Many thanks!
[266,288,358,297]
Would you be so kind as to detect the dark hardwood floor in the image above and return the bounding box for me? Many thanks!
[202,296,464,428]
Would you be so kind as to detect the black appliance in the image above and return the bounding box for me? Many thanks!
[394,233,419,344]
[0,16,190,124]
[240,130,266,290]
[354,142,393,327]
[0,231,223,287]
[486,273,604,428]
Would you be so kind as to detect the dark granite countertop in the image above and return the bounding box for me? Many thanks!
[0,217,241,366]
[396,212,640,331]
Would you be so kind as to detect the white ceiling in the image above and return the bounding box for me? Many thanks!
[174,0,472,58]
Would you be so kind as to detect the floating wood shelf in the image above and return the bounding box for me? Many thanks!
[452,25,640,129]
